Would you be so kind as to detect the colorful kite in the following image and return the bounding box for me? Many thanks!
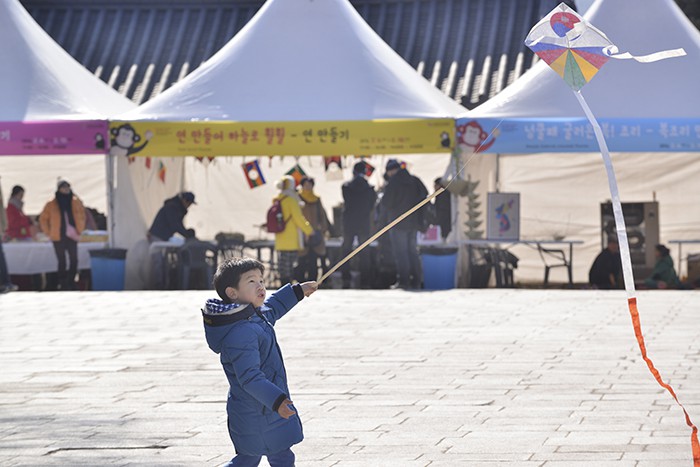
[242,160,266,189]
[526,4,685,91]
[285,163,307,186]
[157,161,166,184]
[526,4,698,464]
[323,155,343,171]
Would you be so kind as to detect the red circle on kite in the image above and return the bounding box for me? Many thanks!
[550,12,580,37]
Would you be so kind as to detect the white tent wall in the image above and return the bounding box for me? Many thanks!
[494,152,700,283]
[0,155,107,217]
[114,156,185,289]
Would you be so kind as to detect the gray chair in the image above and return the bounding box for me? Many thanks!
[537,244,572,286]
[177,240,217,289]
[215,232,246,262]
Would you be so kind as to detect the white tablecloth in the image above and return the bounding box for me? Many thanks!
[4,241,107,275]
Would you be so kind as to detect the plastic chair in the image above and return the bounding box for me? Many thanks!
[215,232,246,262]
[537,244,572,286]
[467,246,493,288]
[494,248,518,287]
[177,240,218,289]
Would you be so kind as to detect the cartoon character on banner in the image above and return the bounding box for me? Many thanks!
[109,124,153,163]
[456,120,499,154]
[440,131,451,148]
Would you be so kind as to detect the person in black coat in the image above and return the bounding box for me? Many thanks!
[147,192,197,288]
[381,159,428,289]
[340,162,377,287]
[148,192,197,242]
[433,177,452,241]
[589,237,621,289]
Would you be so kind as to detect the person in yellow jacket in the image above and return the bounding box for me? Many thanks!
[39,180,86,290]
[273,176,313,285]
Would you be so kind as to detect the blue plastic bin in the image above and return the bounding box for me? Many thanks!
[89,248,127,291]
[421,247,458,289]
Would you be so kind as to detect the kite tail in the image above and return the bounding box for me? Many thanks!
[576,91,698,465]
[628,298,700,466]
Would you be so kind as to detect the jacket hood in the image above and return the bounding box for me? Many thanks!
[202,298,256,354]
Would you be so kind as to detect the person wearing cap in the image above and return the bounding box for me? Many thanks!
[380,159,429,289]
[340,161,377,288]
[148,192,197,243]
[39,180,87,290]
[147,192,197,289]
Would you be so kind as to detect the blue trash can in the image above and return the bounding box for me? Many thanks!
[89,248,127,291]
[421,246,458,289]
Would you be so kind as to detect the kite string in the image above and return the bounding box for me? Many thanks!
[575,90,700,465]
[317,119,504,285]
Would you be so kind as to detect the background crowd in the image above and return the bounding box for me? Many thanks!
[1,180,106,292]
[143,160,451,291]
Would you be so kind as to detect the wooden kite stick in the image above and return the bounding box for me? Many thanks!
[318,187,445,284]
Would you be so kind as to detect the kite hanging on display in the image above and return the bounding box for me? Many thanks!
[157,161,166,184]
[323,155,343,171]
[526,4,698,464]
[242,160,266,189]
[285,164,307,186]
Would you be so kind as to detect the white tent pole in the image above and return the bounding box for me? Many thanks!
[105,153,115,248]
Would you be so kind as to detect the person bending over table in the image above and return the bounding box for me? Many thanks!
[146,191,197,289]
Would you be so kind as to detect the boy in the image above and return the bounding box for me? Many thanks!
[202,257,317,467]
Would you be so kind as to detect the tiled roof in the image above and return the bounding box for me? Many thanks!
[21,0,575,108]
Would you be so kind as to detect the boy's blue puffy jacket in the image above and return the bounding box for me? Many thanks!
[202,284,303,456]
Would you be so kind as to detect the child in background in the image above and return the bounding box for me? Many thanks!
[202,257,317,467]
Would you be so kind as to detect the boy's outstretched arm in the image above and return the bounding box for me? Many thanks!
[299,281,318,297]
[263,281,318,324]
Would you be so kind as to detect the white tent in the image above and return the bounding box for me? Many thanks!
[114,0,467,288]
[462,0,700,283]
[0,0,135,219]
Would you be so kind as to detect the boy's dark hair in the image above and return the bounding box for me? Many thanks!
[213,257,265,303]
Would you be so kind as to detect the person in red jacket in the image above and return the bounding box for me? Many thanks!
[5,185,36,241]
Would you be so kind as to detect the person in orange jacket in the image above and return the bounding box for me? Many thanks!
[39,180,86,290]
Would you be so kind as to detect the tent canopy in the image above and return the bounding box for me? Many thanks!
[112,0,468,288]
[122,0,466,122]
[0,0,135,214]
[0,0,134,121]
[463,0,700,152]
[113,0,466,158]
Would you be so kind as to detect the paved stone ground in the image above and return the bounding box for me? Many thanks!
[0,289,698,466]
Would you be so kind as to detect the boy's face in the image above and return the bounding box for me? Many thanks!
[226,269,266,307]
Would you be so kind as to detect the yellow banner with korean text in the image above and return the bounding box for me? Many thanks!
[108,119,455,157]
